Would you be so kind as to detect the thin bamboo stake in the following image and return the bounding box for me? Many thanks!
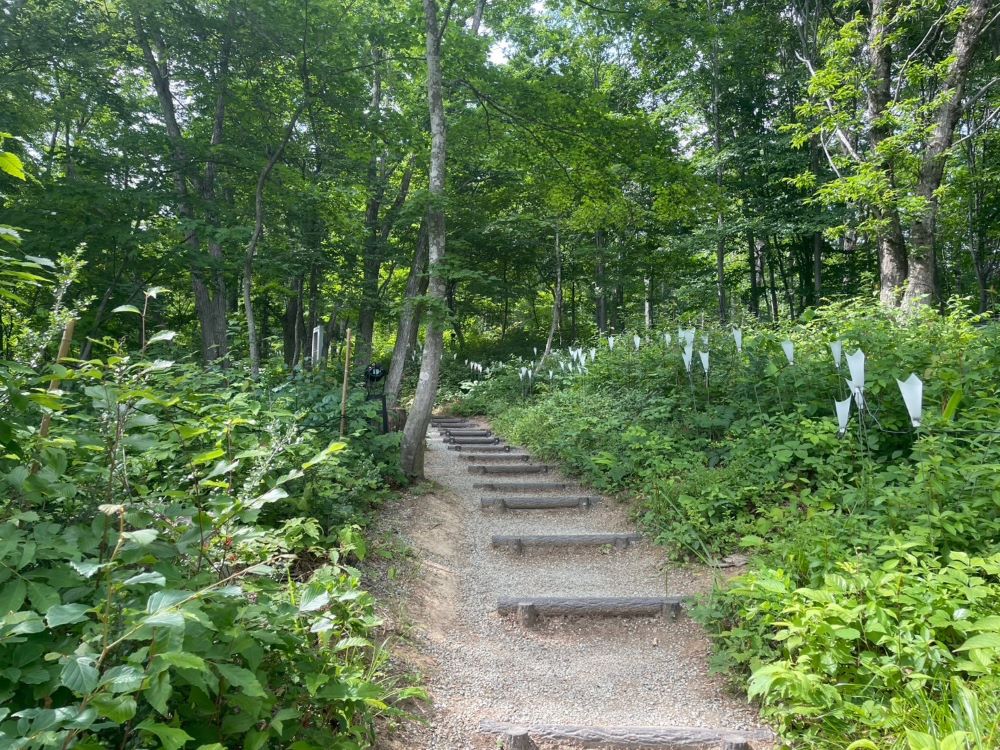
[39,318,76,439]
[340,328,352,437]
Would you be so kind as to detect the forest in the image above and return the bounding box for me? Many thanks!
[1,0,998,747]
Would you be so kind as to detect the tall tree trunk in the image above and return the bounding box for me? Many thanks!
[357,49,385,366]
[401,0,447,478]
[446,281,465,350]
[813,232,823,303]
[902,0,989,309]
[500,262,510,343]
[471,0,487,34]
[709,0,727,323]
[749,232,763,318]
[765,240,780,320]
[643,274,653,329]
[260,294,270,361]
[774,239,796,318]
[386,226,429,410]
[595,231,607,334]
[282,288,299,369]
[864,0,909,306]
[570,277,577,341]
[244,105,302,379]
[131,6,233,361]
[306,263,319,369]
[536,224,562,370]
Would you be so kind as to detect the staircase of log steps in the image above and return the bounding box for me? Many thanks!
[430,417,771,750]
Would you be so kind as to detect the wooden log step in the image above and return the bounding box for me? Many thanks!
[497,596,685,622]
[444,436,501,444]
[472,481,575,491]
[480,495,599,510]
[431,419,471,425]
[459,453,531,462]
[479,721,771,749]
[468,464,553,475]
[443,429,493,436]
[447,445,513,452]
[492,533,641,551]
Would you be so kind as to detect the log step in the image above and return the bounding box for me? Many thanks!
[492,533,641,551]
[447,445,514,452]
[459,453,531,462]
[480,721,771,749]
[481,496,599,510]
[498,596,685,623]
[442,429,492,436]
[444,436,501,444]
[473,481,576,492]
[431,419,471,425]
[468,464,553,475]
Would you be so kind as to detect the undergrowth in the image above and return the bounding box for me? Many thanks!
[456,299,1000,749]
[0,258,422,749]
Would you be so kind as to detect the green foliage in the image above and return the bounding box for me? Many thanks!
[0,264,421,749]
[458,299,1000,747]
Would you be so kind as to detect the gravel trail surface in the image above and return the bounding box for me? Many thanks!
[376,418,770,749]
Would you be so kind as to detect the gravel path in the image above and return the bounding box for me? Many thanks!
[376,418,770,749]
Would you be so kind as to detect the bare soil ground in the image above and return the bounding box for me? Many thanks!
[370,419,770,749]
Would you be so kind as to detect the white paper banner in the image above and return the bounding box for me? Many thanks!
[896,373,923,428]
[835,396,852,435]
[830,340,843,369]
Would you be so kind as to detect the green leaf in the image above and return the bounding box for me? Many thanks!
[2,610,45,634]
[0,152,26,180]
[205,459,239,480]
[71,561,106,579]
[123,572,167,587]
[60,656,99,694]
[192,448,225,466]
[298,583,329,613]
[157,651,207,671]
[834,627,861,640]
[957,633,1000,651]
[112,304,142,315]
[0,580,26,614]
[45,603,90,627]
[146,330,177,345]
[252,487,288,505]
[122,529,159,546]
[100,664,146,693]
[90,694,137,723]
[215,663,266,697]
[147,590,191,613]
[144,671,172,715]
[942,389,963,421]
[27,582,61,612]
[137,720,193,750]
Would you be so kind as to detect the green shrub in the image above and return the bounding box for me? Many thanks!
[0,268,422,749]
[457,299,1000,747]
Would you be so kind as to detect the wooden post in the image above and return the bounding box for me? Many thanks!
[38,318,76,439]
[503,729,538,750]
[339,328,352,438]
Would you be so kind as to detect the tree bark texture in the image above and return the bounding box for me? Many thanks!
[400,0,447,478]
[903,0,990,309]
[865,0,909,306]
[386,226,429,411]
